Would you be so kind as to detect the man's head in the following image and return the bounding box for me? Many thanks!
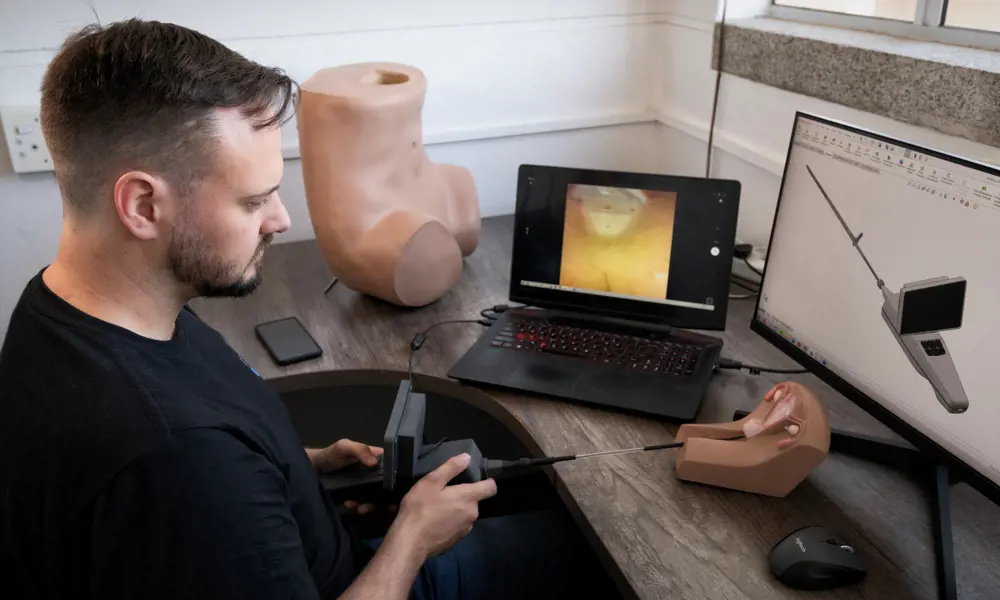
[41,18,295,298]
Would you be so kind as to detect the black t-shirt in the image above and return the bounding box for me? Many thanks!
[0,272,367,599]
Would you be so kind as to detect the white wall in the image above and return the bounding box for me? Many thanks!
[0,0,669,340]
[654,1,1000,249]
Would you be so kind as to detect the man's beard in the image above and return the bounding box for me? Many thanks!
[167,227,273,299]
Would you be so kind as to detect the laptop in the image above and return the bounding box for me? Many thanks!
[448,164,741,422]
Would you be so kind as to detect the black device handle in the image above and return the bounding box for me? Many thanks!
[320,438,484,504]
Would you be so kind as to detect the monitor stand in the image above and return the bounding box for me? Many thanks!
[733,410,957,600]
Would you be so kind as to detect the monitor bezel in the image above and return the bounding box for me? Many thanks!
[508,164,742,331]
[750,111,1000,506]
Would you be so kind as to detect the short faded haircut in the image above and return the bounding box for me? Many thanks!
[40,18,296,214]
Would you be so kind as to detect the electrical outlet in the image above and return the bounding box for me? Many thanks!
[1,107,54,173]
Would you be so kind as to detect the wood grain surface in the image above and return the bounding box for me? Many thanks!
[191,215,1000,600]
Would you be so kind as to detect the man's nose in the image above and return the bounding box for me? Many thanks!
[263,193,291,235]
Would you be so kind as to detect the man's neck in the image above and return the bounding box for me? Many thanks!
[43,234,187,342]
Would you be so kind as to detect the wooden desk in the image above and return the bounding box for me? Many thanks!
[192,215,1000,600]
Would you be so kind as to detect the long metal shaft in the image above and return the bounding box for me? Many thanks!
[806,164,885,289]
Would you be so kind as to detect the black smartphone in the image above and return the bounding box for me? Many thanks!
[255,317,323,366]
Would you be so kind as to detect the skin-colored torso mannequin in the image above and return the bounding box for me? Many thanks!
[298,62,480,306]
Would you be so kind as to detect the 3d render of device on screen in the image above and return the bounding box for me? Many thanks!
[805,165,970,414]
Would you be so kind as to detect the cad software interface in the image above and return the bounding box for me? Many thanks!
[757,116,1000,486]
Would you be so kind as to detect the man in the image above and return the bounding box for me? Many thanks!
[0,18,616,600]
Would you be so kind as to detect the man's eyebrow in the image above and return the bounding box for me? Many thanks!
[242,184,280,200]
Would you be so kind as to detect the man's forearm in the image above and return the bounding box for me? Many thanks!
[338,521,426,600]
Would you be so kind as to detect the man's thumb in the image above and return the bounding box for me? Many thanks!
[427,453,471,485]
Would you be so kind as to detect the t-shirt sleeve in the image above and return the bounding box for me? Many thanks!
[89,428,321,599]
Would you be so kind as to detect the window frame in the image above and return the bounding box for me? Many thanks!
[769,0,1000,52]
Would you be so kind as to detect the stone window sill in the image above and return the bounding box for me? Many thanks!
[718,17,1000,147]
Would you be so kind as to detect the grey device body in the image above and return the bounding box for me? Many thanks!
[880,278,969,414]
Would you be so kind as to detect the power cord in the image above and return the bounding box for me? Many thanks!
[407,318,492,392]
[418,437,449,459]
[743,257,763,277]
[479,303,526,322]
[705,0,729,177]
[715,357,807,375]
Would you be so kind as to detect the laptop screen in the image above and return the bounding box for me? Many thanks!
[509,165,741,330]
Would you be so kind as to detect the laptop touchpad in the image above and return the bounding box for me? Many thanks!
[506,362,583,390]
[577,370,650,394]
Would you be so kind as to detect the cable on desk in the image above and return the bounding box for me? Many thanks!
[729,278,760,293]
[407,318,492,393]
[743,257,763,277]
[479,303,527,321]
[715,357,808,376]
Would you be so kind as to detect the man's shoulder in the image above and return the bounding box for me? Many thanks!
[0,281,171,458]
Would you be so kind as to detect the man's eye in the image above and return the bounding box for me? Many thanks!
[245,201,263,211]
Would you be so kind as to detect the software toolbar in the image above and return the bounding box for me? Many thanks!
[794,118,1000,213]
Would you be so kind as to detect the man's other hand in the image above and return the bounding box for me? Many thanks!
[306,439,383,473]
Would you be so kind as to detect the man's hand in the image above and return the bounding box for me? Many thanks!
[306,439,385,516]
[390,453,498,558]
[306,439,383,473]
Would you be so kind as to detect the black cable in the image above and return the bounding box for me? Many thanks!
[705,0,729,178]
[743,257,763,277]
[729,278,759,293]
[479,303,526,321]
[715,357,807,375]
[407,318,492,392]
[418,437,449,459]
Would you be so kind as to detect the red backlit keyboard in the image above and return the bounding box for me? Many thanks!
[491,318,706,377]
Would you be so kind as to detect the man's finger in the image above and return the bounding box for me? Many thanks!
[337,439,378,466]
[370,446,384,457]
[357,503,375,515]
[343,500,359,510]
[456,478,497,501]
[425,453,472,486]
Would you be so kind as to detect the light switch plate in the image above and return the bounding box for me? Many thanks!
[1,107,54,173]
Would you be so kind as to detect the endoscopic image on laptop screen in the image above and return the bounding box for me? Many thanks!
[511,165,738,323]
[557,184,679,303]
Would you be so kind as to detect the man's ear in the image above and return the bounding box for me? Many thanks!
[113,171,171,240]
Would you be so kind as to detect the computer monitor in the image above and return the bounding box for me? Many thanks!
[509,164,741,330]
[753,112,1000,504]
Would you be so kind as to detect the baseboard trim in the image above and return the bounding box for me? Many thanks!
[281,108,657,159]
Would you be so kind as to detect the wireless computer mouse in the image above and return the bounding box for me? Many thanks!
[768,526,867,590]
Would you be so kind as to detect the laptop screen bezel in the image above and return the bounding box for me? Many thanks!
[507,164,741,331]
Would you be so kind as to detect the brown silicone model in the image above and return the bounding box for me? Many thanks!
[674,382,831,497]
[297,62,481,306]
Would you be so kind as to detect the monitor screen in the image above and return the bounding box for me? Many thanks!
[754,113,1000,493]
[510,165,741,330]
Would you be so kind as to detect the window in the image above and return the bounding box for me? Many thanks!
[946,0,1000,34]
[771,0,1000,48]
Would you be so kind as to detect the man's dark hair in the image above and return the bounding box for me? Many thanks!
[40,18,297,214]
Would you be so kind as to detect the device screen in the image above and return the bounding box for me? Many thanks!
[256,317,322,365]
[899,280,966,335]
